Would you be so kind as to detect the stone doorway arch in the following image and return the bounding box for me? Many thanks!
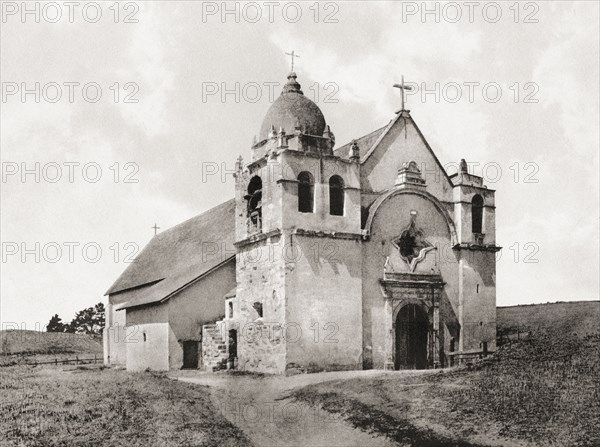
[380,272,444,370]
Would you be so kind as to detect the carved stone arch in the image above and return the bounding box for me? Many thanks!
[365,189,457,245]
[392,298,433,323]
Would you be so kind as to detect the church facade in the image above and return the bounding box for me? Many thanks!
[104,72,499,374]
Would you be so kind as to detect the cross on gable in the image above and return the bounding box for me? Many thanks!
[393,75,413,113]
[285,50,300,72]
[152,223,160,236]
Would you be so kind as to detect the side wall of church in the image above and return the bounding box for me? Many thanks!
[285,233,363,371]
[105,284,155,367]
[458,251,497,351]
[167,261,236,369]
[103,301,127,366]
[125,304,169,371]
[363,192,460,369]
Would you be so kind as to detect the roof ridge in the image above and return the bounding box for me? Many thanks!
[154,198,235,239]
[336,122,390,152]
[105,198,236,297]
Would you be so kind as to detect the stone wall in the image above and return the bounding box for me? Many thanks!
[235,235,288,373]
[202,324,228,371]
[235,322,286,373]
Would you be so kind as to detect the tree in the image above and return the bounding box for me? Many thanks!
[46,303,106,335]
[46,314,66,332]
[68,303,105,335]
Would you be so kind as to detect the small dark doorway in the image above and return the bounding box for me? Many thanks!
[228,330,237,360]
[395,304,429,370]
[182,341,199,369]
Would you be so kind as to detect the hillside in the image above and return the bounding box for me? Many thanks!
[287,301,600,446]
[291,330,600,446]
[497,300,599,336]
[0,330,103,356]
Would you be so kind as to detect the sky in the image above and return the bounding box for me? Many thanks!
[1,1,599,329]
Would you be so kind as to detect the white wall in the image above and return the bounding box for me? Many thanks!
[125,322,170,371]
[103,302,127,367]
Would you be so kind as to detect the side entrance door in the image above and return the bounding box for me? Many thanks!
[182,340,199,369]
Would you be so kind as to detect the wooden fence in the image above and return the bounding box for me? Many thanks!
[0,354,101,367]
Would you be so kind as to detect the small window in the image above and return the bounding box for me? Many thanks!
[298,171,314,213]
[252,302,263,318]
[143,332,147,342]
[329,175,344,216]
[228,301,233,319]
[472,194,484,233]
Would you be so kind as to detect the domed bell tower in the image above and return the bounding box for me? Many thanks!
[232,72,363,374]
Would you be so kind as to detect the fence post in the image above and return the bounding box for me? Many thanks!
[55,358,57,366]
[75,355,78,365]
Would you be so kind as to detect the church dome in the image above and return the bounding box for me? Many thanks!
[259,73,326,141]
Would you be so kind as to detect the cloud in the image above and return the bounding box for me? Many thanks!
[116,3,175,137]
[2,1,599,328]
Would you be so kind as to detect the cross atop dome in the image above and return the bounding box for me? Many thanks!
[285,50,300,72]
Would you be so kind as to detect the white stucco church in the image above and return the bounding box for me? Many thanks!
[104,70,500,374]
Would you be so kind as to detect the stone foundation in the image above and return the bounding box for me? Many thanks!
[238,323,286,374]
[201,324,228,371]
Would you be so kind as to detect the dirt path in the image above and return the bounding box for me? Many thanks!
[173,370,414,447]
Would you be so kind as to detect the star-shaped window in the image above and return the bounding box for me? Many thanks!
[392,218,434,271]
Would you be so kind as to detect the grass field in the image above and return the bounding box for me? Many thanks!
[291,303,600,447]
[1,301,598,446]
[0,365,252,447]
[0,330,103,355]
[497,300,600,337]
[0,330,103,367]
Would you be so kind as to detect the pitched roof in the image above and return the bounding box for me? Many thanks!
[105,199,236,301]
[334,112,453,185]
[334,124,388,160]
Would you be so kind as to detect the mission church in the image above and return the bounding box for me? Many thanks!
[103,68,500,374]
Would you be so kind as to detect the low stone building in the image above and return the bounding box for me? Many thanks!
[104,72,499,373]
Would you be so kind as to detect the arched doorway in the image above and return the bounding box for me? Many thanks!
[395,304,429,370]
